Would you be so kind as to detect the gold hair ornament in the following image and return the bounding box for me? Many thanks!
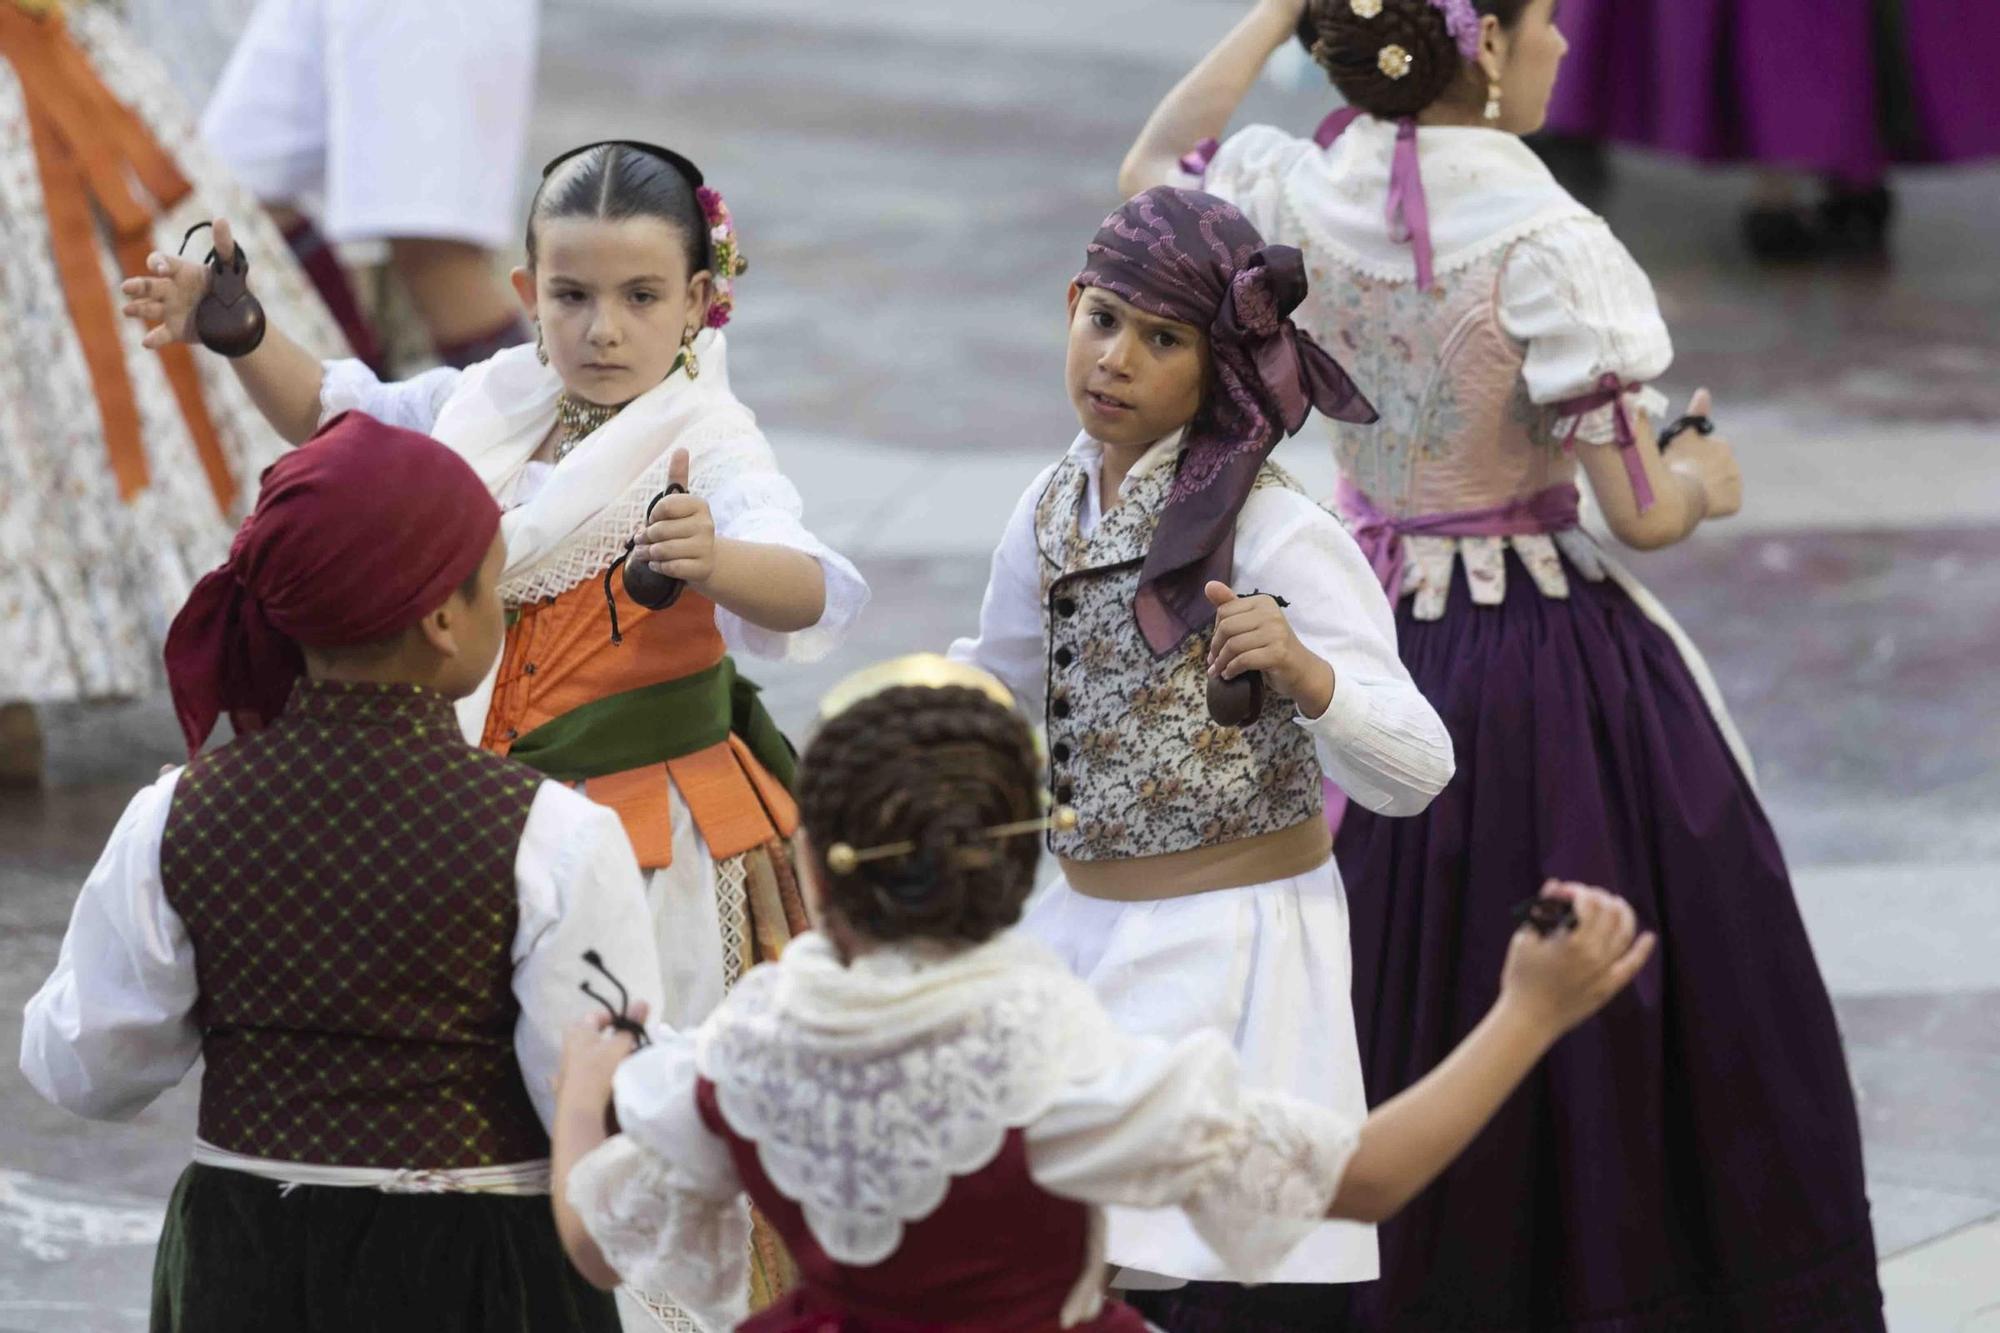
[826,806,1080,877]
[1378,44,1414,79]
[816,653,1017,722]
[1350,0,1383,16]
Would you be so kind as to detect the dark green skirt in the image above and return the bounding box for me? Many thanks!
[150,1163,620,1333]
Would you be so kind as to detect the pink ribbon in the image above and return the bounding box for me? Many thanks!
[1334,477,1584,600]
[1314,108,1436,291]
[1553,373,1657,512]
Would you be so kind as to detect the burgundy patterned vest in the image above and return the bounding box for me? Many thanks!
[160,680,547,1169]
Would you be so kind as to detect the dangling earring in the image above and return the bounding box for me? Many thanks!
[679,327,701,380]
[1484,79,1504,122]
[534,323,549,366]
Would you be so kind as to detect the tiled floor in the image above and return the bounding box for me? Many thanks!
[3,1,1997,1328]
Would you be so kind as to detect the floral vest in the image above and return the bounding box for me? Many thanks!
[1032,453,1323,864]
[159,680,548,1169]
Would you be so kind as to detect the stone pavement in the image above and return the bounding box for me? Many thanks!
[3,1,1997,1328]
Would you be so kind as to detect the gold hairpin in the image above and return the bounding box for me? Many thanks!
[826,807,1080,876]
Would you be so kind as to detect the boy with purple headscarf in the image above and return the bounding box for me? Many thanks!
[951,186,1455,1325]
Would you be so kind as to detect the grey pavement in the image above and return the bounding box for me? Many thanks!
[4,1,1999,1329]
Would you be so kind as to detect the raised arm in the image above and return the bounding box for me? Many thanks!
[1120,0,1308,197]
[121,217,328,444]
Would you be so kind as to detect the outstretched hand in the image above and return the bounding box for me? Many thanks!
[121,216,237,351]
[1665,388,1743,520]
[1500,881,1656,1037]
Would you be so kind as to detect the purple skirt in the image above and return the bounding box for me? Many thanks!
[1332,553,1884,1333]
[1545,0,2000,177]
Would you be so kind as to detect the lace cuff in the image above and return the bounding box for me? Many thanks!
[317,359,461,433]
[566,1135,751,1333]
[1181,1088,1359,1284]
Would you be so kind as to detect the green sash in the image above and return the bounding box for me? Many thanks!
[505,657,796,789]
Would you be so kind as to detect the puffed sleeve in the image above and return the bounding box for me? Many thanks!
[565,1034,751,1332]
[19,770,201,1120]
[1198,124,1317,247]
[689,420,870,664]
[1498,218,1674,444]
[1025,1029,1359,1284]
[317,359,462,433]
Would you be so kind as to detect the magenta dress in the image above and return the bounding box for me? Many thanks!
[1546,0,2000,178]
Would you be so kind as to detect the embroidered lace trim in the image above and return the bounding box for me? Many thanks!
[696,962,1116,1267]
[569,1135,750,1333]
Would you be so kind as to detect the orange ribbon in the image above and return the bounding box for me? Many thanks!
[0,3,235,513]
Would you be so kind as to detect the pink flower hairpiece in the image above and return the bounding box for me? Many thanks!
[1431,0,1483,60]
[695,186,747,329]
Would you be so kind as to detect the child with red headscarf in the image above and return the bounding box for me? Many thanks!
[20,412,662,1333]
[949,187,1455,1325]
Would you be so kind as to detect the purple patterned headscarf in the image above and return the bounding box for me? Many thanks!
[1076,187,1377,656]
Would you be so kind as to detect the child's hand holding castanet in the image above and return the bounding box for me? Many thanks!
[638,448,717,587]
[1499,881,1656,1038]
[1204,580,1336,719]
[121,215,238,352]
[555,1001,649,1110]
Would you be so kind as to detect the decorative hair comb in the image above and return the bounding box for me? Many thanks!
[579,950,651,1047]
[826,806,1080,877]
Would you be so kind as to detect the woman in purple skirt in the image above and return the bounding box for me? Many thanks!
[1117,1,1885,1329]
[1544,0,2000,258]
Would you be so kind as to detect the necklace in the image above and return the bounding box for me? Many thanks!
[553,393,625,463]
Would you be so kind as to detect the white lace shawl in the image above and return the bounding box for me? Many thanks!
[570,930,1361,1320]
[1204,116,1596,286]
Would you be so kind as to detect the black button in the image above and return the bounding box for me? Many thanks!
[505,728,520,741]
[522,663,538,676]
[1055,597,1078,618]
[1052,699,1071,720]
[1054,646,1074,668]
[1056,782,1075,804]
[1052,742,1072,763]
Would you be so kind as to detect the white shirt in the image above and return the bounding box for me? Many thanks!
[19,768,665,1170]
[949,433,1454,816]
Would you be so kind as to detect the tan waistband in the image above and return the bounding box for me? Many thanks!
[1059,817,1333,901]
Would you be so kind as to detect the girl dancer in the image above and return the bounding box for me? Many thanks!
[0,0,346,784]
[124,139,869,1327]
[1121,2,1885,1329]
[951,186,1455,1325]
[551,661,1653,1333]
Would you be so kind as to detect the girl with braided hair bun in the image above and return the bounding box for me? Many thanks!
[1121,4,1884,1332]
[548,656,1654,1333]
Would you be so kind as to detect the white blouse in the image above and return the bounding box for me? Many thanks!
[19,769,664,1165]
[318,355,869,665]
[567,931,1361,1332]
[947,433,1454,817]
[1200,118,1674,445]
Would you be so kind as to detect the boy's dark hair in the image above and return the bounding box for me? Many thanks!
[1304,0,1532,121]
[525,142,711,277]
[799,685,1043,947]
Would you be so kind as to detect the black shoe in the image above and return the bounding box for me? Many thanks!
[1742,204,1823,262]
[1818,183,1894,257]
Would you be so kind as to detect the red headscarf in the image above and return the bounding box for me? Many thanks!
[164,412,501,755]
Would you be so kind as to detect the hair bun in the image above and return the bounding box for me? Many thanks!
[1308,0,1465,121]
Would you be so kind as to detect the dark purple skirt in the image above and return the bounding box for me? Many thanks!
[1545,0,2000,176]
[1332,553,1885,1333]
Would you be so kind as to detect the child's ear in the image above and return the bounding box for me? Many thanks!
[509,267,536,317]
[1066,282,1084,321]
[415,604,460,661]
[686,270,717,331]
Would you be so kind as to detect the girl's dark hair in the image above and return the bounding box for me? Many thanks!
[799,685,1043,947]
[524,142,711,275]
[1305,0,1531,121]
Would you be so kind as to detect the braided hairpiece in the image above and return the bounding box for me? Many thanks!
[800,676,1057,946]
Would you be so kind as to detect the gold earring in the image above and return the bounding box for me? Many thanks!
[1485,80,1504,122]
[534,324,548,365]
[679,328,700,380]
